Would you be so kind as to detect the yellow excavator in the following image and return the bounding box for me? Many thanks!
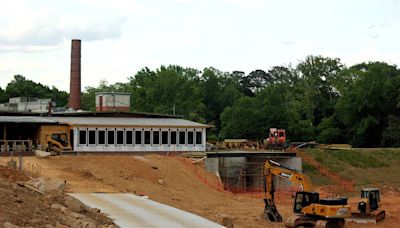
[263,160,351,228]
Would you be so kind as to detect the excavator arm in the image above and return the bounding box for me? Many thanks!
[263,160,314,222]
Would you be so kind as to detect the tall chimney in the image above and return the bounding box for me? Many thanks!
[69,39,81,110]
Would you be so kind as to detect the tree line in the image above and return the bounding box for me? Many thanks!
[1,56,399,147]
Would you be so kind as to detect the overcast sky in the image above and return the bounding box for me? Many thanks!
[0,0,399,92]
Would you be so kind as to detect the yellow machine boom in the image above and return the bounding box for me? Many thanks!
[263,160,351,228]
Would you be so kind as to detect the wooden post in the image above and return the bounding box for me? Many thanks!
[3,125,7,152]
[19,154,23,172]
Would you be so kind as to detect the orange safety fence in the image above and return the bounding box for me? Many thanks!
[173,155,226,192]
[171,154,346,205]
[293,148,355,192]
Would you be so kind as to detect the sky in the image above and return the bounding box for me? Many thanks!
[0,0,399,92]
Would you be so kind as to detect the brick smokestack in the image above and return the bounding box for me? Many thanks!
[69,39,81,110]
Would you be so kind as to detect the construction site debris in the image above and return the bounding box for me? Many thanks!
[25,176,65,193]
[18,181,45,195]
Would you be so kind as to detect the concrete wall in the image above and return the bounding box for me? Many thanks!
[206,155,303,192]
[73,126,206,152]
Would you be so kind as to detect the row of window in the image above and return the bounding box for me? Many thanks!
[78,129,203,146]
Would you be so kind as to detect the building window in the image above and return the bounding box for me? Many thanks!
[88,130,96,145]
[79,130,86,145]
[179,131,186,145]
[135,130,142,145]
[188,131,194,145]
[108,130,115,145]
[153,131,160,145]
[117,130,124,145]
[126,130,133,145]
[161,131,168,145]
[170,131,177,145]
[196,131,202,145]
[144,131,151,145]
[98,130,105,145]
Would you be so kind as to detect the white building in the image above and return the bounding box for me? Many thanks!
[95,92,131,112]
[49,115,208,152]
[0,97,52,113]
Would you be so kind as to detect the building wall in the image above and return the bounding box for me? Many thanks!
[72,126,206,152]
[0,98,51,113]
[95,94,130,112]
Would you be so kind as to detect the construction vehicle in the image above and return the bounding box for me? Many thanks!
[263,160,351,228]
[265,128,286,149]
[346,188,385,224]
[45,132,72,154]
[37,125,72,154]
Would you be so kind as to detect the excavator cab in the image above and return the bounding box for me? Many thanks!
[293,191,319,213]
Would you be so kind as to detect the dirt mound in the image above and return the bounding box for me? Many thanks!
[0,165,29,182]
[0,165,116,228]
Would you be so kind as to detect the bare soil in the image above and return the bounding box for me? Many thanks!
[0,165,116,228]
[1,155,399,228]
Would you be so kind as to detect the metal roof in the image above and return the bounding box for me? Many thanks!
[51,111,182,119]
[47,117,209,128]
[0,116,58,124]
[95,92,131,95]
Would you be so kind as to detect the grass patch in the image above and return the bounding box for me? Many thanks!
[302,148,400,189]
[302,162,317,172]
[302,161,333,186]
[327,150,388,168]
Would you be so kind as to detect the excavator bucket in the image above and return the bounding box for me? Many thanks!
[263,199,282,222]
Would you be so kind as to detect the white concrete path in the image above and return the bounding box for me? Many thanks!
[70,193,225,228]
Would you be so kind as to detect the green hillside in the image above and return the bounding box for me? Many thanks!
[302,148,400,189]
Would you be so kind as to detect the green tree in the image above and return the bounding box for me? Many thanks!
[335,62,400,147]
[201,68,244,137]
[220,97,264,140]
[5,75,68,107]
[296,56,344,127]
[128,65,206,122]
[0,87,8,103]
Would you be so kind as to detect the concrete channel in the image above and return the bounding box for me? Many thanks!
[70,193,225,228]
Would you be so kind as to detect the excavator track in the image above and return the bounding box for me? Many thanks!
[285,215,344,228]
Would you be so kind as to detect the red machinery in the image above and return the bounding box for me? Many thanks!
[266,128,286,148]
